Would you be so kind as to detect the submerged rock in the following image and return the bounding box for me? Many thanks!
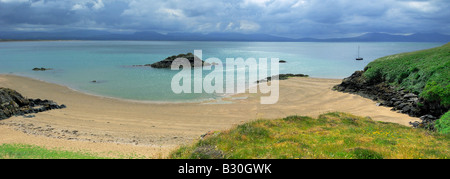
[0,87,66,120]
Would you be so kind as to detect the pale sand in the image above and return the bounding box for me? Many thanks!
[0,74,420,158]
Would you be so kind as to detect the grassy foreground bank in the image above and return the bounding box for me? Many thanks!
[171,112,449,159]
[1,112,448,159]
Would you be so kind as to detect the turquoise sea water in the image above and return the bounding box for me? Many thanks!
[0,41,444,102]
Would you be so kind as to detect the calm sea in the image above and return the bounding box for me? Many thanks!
[0,41,444,102]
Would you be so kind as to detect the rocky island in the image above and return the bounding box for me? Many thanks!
[142,53,210,69]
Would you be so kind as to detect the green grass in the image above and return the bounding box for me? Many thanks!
[363,43,450,106]
[170,112,450,159]
[3,112,449,159]
[435,111,450,135]
[0,144,109,159]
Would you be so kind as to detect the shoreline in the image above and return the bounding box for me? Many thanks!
[0,74,421,158]
[8,72,258,105]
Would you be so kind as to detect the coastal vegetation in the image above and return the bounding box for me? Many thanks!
[2,112,448,159]
[334,43,449,133]
[435,112,450,135]
[0,144,108,159]
[363,43,449,107]
[0,143,154,159]
[171,112,449,159]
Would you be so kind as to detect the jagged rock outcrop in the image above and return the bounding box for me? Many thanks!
[0,87,66,120]
[147,53,210,69]
[333,70,448,127]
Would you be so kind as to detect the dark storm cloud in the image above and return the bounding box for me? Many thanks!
[0,0,78,25]
[0,0,448,38]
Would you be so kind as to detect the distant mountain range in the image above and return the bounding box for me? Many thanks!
[1,30,449,42]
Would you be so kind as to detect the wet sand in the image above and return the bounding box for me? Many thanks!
[0,74,419,158]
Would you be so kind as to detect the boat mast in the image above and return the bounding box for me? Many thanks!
[358,45,360,58]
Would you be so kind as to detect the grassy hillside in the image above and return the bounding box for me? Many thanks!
[363,43,449,107]
[171,112,449,159]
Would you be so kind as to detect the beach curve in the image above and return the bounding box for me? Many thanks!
[0,74,420,158]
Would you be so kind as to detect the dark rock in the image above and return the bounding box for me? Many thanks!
[410,115,437,130]
[0,87,66,120]
[23,115,35,118]
[397,103,408,109]
[256,73,309,83]
[401,104,413,113]
[32,67,52,71]
[148,53,210,69]
[89,80,107,84]
[333,70,448,126]
[279,60,287,63]
[420,114,436,121]
[404,93,418,98]
[408,98,419,104]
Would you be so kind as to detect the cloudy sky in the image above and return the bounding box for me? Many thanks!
[0,0,449,38]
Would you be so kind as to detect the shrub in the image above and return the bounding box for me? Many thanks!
[435,111,450,135]
[422,81,450,107]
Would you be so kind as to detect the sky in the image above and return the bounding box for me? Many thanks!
[0,0,449,38]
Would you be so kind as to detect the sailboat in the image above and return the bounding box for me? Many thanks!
[356,45,363,61]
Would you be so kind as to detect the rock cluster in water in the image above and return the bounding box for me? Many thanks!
[32,67,52,71]
[0,87,66,120]
[333,70,448,128]
[143,53,210,69]
[256,73,309,83]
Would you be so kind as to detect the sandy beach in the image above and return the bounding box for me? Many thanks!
[0,74,420,158]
